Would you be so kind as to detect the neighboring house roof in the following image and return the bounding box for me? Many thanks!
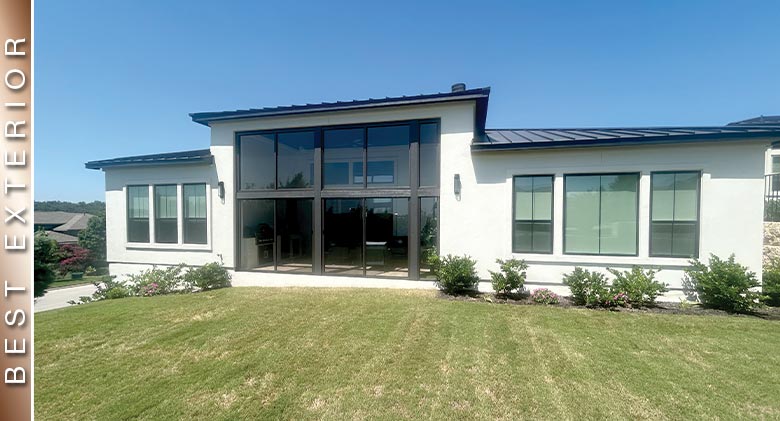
[35,212,94,232]
[52,213,93,232]
[85,149,213,170]
[44,230,79,244]
[189,86,492,134]
[35,211,80,226]
[472,126,780,151]
[728,115,780,126]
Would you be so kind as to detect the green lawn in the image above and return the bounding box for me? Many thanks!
[35,288,780,420]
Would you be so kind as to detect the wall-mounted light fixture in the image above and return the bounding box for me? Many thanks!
[454,174,461,196]
[218,181,225,199]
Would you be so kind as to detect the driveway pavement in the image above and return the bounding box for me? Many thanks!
[34,284,97,312]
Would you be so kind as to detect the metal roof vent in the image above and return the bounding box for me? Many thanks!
[451,83,466,92]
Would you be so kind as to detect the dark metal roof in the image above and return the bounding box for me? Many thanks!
[728,115,780,126]
[189,87,491,132]
[473,126,780,151]
[85,149,213,170]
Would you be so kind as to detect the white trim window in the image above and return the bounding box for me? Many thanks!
[126,182,210,248]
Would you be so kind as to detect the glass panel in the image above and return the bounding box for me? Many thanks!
[564,175,600,254]
[127,185,150,242]
[532,176,553,220]
[672,221,697,257]
[674,172,699,221]
[419,197,439,279]
[154,185,178,244]
[532,222,553,253]
[367,125,409,187]
[324,128,363,189]
[275,199,313,273]
[277,131,315,188]
[183,184,207,245]
[366,198,409,277]
[239,134,275,190]
[650,222,673,256]
[513,177,533,220]
[599,174,638,255]
[239,200,275,270]
[513,222,533,252]
[419,123,439,187]
[773,156,780,173]
[651,173,675,221]
[324,199,363,275]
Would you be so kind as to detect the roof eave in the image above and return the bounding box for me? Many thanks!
[472,132,778,152]
[85,155,214,171]
[190,89,491,127]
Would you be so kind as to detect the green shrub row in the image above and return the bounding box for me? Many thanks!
[428,251,769,313]
[69,262,231,305]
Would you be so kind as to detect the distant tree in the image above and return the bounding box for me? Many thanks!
[78,214,106,264]
[34,232,60,297]
[34,200,105,215]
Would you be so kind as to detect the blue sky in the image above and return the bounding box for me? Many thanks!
[37,0,780,201]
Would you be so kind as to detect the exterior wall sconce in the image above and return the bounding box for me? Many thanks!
[454,174,461,196]
[218,181,225,199]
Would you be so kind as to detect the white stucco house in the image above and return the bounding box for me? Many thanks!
[86,84,780,300]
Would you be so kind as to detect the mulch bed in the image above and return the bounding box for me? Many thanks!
[437,291,780,321]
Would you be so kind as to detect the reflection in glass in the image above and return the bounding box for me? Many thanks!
[239,134,275,190]
[239,200,275,270]
[420,123,439,187]
[323,199,363,275]
[366,198,409,277]
[367,125,409,187]
[276,199,313,273]
[277,131,315,188]
[420,197,439,279]
[651,172,699,257]
[324,128,363,189]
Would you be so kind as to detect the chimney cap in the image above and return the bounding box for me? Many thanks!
[451,83,466,92]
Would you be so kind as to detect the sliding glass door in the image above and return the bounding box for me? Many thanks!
[323,199,363,275]
[366,198,408,277]
[238,199,313,272]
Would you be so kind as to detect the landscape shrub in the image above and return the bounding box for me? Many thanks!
[428,253,480,294]
[603,292,629,308]
[58,244,91,275]
[91,276,130,301]
[762,258,780,307]
[683,254,764,313]
[126,265,186,296]
[607,266,668,307]
[563,267,609,307]
[489,258,528,295]
[34,231,60,297]
[183,262,232,291]
[530,288,559,305]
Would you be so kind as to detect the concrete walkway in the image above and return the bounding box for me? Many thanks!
[34,284,97,312]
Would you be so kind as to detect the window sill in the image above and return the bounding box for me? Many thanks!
[126,242,212,252]
[510,252,692,268]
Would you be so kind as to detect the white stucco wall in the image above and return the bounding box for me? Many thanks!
[102,99,771,300]
[444,140,769,299]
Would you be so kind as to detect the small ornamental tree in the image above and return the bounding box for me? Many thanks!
[34,231,60,297]
[78,214,106,264]
[58,244,91,275]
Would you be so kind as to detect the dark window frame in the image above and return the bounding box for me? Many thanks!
[182,183,208,245]
[512,175,555,254]
[562,172,641,257]
[153,184,179,244]
[126,184,150,243]
[234,118,441,280]
[649,170,701,258]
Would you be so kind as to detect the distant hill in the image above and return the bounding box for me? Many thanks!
[35,201,105,215]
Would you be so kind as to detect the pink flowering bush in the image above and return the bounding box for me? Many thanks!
[58,244,91,275]
[530,288,559,305]
[603,292,630,308]
[140,282,160,297]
